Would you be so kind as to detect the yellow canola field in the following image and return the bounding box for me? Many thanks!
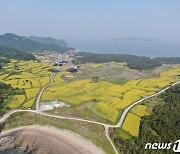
[4,79,32,89]
[42,66,180,122]
[7,95,25,109]
[122,113,141,136]
[31,78,41,87]
[38,76,50,86]
[114,89,154,109]
[123,105,149,136]
[2,59,180,122]
[131,105,148,117]
[91,101,119,123]
[26,88,40,100]
[1,60,54,108]
[23,98,35,108]
[51,73,68,86]
[0,74,9,81]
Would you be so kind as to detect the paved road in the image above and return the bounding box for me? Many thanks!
[0,73,179,154]
[36,74,54,111]
[113,80,180,128]
[104,125,119,154]
[0,109,38,123]
[0,109,112,128]
[40,112,112,127]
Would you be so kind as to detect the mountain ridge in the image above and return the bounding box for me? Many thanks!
[0,33,71,52]
[29,36,67,47]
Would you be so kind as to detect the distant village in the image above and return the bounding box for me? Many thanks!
[49,52,80,73]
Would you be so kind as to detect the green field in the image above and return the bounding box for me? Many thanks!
[62,62,151,83]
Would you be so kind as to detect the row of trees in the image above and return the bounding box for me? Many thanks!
[74,52,180,70]
[0,83,13,116]
[0,83,25,116]
[111,84,180,154]
[0,57,11,70]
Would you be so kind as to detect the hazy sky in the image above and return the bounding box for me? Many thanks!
[0,0,180,41]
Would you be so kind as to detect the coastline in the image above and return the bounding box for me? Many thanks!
[0,125,105,154]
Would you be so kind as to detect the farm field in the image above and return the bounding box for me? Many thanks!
[7,95,26,109]
[130,105,148,117]
[122,113,141,136]
[0,58,180,150]
[43,65,180,124]
[119,104,149,136]
[0,59,53,109]
[1,59,180,124]
[62,62,152,83]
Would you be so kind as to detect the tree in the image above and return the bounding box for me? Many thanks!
[92,76,99,82]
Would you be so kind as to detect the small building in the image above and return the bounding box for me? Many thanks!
[53,63,58,66]
[67,66,78,73]
[59,62,63,66]
[40,100,69,111]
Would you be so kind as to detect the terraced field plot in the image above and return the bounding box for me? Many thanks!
[7,95,26,109]
[43,66,180,123]
[118,104,149,136]
[0,60,53,109]
[23,98,36,108]
[122,113,141,136]
[131,105,148,117]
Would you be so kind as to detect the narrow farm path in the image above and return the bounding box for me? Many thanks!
[36,74,54,111]
[0,73,179,154]
[112,80,180,128]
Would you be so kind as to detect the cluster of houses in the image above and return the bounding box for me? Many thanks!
[66,65,78,73]
[50,52,81,73]
[53,60,68,67]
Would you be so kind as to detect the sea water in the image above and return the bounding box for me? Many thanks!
[67,39,180,57]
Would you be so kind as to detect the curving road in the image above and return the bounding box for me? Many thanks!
[36,74,54,111]
[0,73,179,154]
[112,81,180,128]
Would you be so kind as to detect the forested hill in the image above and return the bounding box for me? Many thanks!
[0,33,71,52]
[74,52,180,70]
[29,36,68,47]
[0,83,13,132]
[0,46,36,61]
[0,83,14,116]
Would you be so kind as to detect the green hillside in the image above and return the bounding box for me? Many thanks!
[0,33,70,52]
[0,46,36,61]
[29,36,68,47]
